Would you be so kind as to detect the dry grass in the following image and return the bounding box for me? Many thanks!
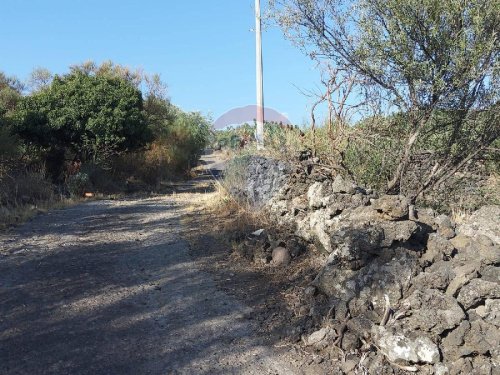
[0,197,80,231]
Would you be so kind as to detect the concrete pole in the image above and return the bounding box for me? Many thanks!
[255,0,264,149]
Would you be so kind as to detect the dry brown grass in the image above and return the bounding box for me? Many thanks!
[0,197,80,231]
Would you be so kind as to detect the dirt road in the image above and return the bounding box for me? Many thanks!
[0,156,301,374]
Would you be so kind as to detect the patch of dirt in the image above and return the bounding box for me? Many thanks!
[180,192,338,373]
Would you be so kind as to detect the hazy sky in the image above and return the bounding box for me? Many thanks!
[1,0,322,125]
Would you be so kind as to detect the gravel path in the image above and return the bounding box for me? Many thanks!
[0,187,301,374]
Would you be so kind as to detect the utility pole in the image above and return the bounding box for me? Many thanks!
[255,0,264,149]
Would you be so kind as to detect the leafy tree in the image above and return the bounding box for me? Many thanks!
[0,72,23,173]
[166,109,211,169]
[28,67,53,92]
[270,0,499,199]
[15,70,151,172]
[0,72,22,115]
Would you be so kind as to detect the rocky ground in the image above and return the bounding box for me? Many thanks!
[219,154,499,374]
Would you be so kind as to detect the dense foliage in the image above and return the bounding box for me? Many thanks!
[0,63,211,225]
[15,71,151,166]
[270,0,499,199]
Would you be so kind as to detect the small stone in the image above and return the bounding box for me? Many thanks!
[251,229,265,236]
[331,175,356,194]
[304,285,317,297]
[371,195,410,220]
[305,327,332,346]
[341,331,361,351]
[342,359,358,373]
[271,247,291,266]
[372,325,440,364]
[434,364,449,375]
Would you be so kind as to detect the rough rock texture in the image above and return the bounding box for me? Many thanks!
[372,326,440,364]
[457,205,500,244]
[230,156,292,207]
[231,156,500,374]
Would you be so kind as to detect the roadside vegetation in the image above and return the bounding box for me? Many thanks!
[0,61,211,228]
[218,0,499,214]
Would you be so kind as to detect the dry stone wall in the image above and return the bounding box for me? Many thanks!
[230,156,500,374]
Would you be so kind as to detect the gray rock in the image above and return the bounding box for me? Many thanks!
[328,223,384,267]
[231,156,292,207]
[477,298,500,327]
[446,262,480,297]
[379,220,421,248]
[295,209,333,254]
[472,356,494,375]
[307,181,330,209]
[435,214,454,230]
[412,262,454,291]
[434,364,450,375]
[457,279,500,310]
[480,265,499,284]
[331,175,356,194]
[449,235,500,266]
[449,357,473,375]
[371,195,410,220]
[304,327,334,348]
[415,207,437,229]
[341,331,361,351]
[441,320,471,360]
[450,234,472,251]
[304,285,317,297]
[401,289,465,334]
[438,226,456,240]
[347,316,374,339]
[372,325,440,364]
[271,247,291,266]
[457,205,500,245]
[462,319,499,357]
[341,359,358,374]
[316,247,419,317]
[421,233,455,265]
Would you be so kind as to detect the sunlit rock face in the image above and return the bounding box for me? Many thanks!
[230,155,500,373]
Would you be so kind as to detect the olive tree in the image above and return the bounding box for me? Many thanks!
[269,0,499,199]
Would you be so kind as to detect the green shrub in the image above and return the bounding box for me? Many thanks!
[67,172,92,197]
[222,155,251,194]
